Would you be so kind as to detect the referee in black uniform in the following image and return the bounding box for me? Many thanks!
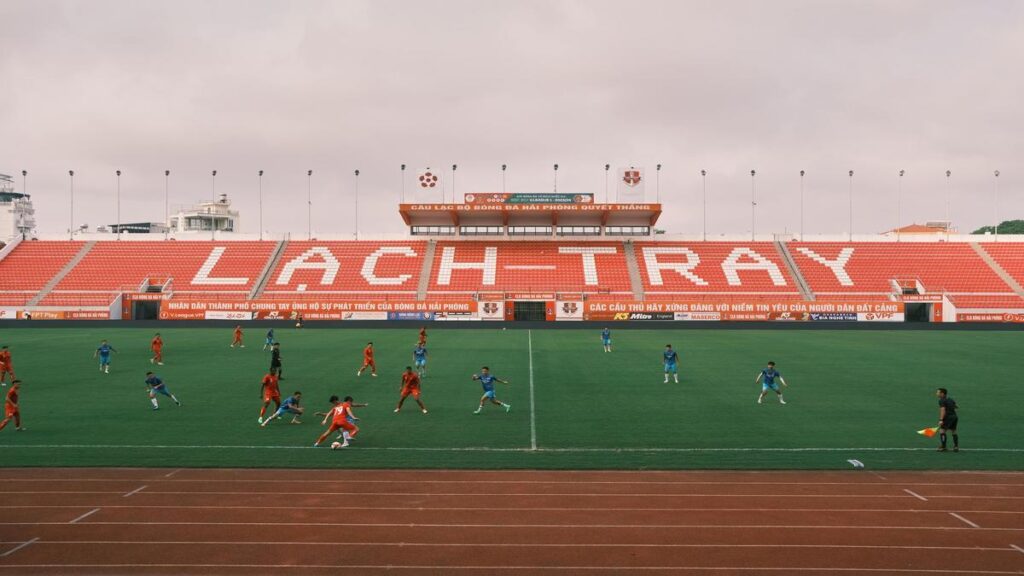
[936,388,959,452]
[270,342,283,380]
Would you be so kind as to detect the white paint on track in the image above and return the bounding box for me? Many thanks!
[949,512,981,528]
[122,485,147,498]
[68,508,100,524]
[904,489,928,501]
[0,537,38,558]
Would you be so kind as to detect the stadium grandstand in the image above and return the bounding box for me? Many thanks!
[1,186,1022,324]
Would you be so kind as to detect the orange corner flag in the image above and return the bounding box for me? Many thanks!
[917,427,938,438]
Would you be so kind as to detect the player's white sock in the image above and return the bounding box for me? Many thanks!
[150,397,158,409]
[342,431,351,441]
[172,395,180,406]
[674,376,678,383]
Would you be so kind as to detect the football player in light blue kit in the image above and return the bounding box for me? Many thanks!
[93,340,118,373]
[413,343,428,376]
[472,366,510,414]
[145,372,181,410]
[261,391,304,426]
[756,361,787,404]
[663,344,679,383]
[601,328,612,353]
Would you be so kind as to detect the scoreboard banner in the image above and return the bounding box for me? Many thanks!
[463,193,594,205]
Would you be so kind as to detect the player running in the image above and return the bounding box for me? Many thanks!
[315,395,360,447]
[145,372,181,410]
[94,340,118,373]
[150,333,164,365]
[394,366,428,414]
[0,380,24,432]
[258,368,282,424]
[755,361,787,404]
[663,344,679,383]
[231,325,245,348]
[418,326,427,346]
[601,328,612,353]
[357,342,377,377]
[0,346,15,385]
[263,328,274,351]
[261,391,303,426]
[413,343,427,376]
[472,366,510,414]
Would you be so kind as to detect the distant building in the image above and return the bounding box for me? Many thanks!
[168,193,240,233]
[883,221,955,236]
[108,222,171,234]
[0,173,36,242]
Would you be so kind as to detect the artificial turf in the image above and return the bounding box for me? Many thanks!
[0,326,1021,470]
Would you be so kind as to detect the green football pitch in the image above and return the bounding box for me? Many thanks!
[0,326,1021,471]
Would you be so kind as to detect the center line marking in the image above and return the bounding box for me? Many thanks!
[69,508,100,524]
[949,512,980,528]
[0,537,39,558]
[123,485,147,498]
[904,489,928,501]
[528,329,537,451]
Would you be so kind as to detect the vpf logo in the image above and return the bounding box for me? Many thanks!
[622,170,641,187]
[561,302,579,315]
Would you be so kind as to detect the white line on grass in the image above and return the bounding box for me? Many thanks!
[949,512,981,528]
[0,538,38,558]
[122,485,147,498]
[3,444,1022,453]
[528,329,536,451]
[68,508,100,524]
[904,489,929,501]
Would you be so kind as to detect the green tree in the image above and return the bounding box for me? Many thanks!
[972,220,1024,235]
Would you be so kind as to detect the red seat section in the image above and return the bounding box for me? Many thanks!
[633,242,798,295]
[790,243,1012,296]
[980,244,1024,289]
[38,293,118,306]
[0,241,84,291]
[427,241,632,295]
[947,294,1024,308]
[264,241,427,296]
[54,241,276,294]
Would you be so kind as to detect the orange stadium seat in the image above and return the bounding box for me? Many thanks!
[632,242,799,296]
[980,244,1024,289]
[263,241,427,297]
[0,241,84,292]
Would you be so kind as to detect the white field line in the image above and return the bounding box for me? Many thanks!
[950,512,981,528]
[528,329,537,451]
[0,565,1018,574]
[0,541,1017,552]
[68,508,100,524]
[904,489,929,501]
[122,485,147,498]
[2,521,1020,531]
[7,505,1023,514]
[3,444,1022,453]
[0,538,38,558]
[3,490,1022,499]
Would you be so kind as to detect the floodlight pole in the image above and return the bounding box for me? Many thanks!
[750,169,756,241]
[848,170,854,241]
[164,170,170,238]
[799,170,805,241]
[994,170,1000,242]
[258,170,264,240]
[68,170,75,239]
[210,170,217,240]
[897,170,904,242]
[701,170,707,241]
[307,170,313,240]
[502,164,507,193]
[604,164,610,203]
[401,164,406,203]
[945,170,951,241]
[656,164,661,203]
[451,164,457,203]
[116,170,122,239]
[553,164,559,193]
[354,169,360,239]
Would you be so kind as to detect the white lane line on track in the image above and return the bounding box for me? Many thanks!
[4,491,1023,499]
[3,444,1023,453]
[7,505,1022,514]
[0,565,1017,574]
[528,329,537,451]
[68,508,100,524]
[0,538,38,558]
[122,485,147,498]
[0,521,1019,531]
[904,489,929,501]
[949,512,981,528]
[4,478,1022,487]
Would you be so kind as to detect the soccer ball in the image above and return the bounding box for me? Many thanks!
[330,441,342,450]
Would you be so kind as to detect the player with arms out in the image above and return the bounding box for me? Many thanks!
[663,344,679,383]
[357,342,377,377]
[258,368,282,424]
[315,395,360,448]
[0,380,24,431]
[150,333,164,365]
[94,340,117,373]
[231,325,245,348]
[413,343,427,377]
[936,388,959,452]
[394,366,428,414]
[261,391,303,426]
[0,346,15,386]
[472,366,510,414]
[601,328,612,353]
[145,372,181,410]
[755,361,787,404]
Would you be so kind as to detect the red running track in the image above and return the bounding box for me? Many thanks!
[0,469,1022,575]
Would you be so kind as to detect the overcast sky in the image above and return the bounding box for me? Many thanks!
[1,0,1020,237]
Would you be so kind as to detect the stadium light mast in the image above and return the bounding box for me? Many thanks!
[750,169,756,241]
[164,170,170,238]
[354,169,360,239]
[116,170,122,240]
[945,170,951,241]
[400,164,406,203]
[799,170,805,241]
[848,170,854,241]
[210,170,217,240]
[656,164,662,203]
[701,170,707,241]
[21,170,26,196]
[897,170,904,243]
[502,164,507,193]
[994,170,1000,242]
[68,170,75,239]
[553,164,559,193]
[451,164,457,203]
[604,164,610,203]
[307,170,313,240]
[257,170,264,241]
